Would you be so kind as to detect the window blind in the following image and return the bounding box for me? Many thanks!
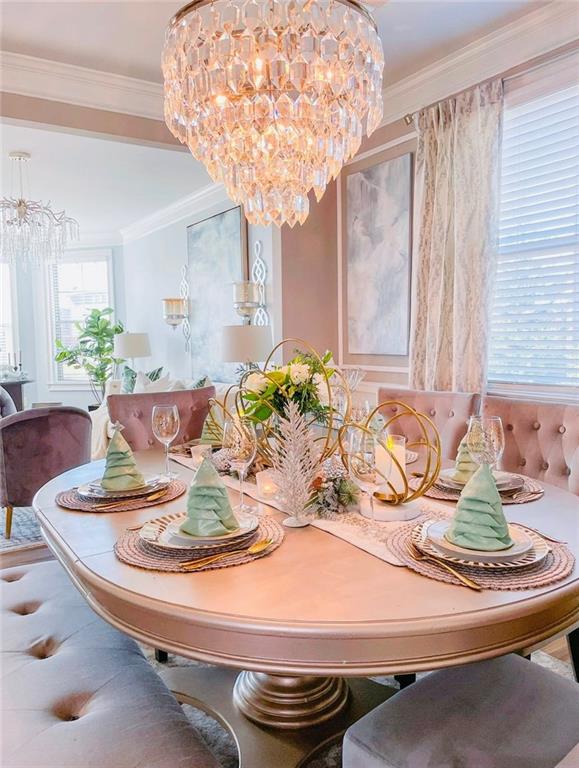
[49,250,112,384]
[488,53,579,389]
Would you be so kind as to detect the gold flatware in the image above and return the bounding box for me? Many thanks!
[95,488,168,511]
[511,523,566,545]
[510,490,544,503]
[181,538,273,571]
[405,541,482,591]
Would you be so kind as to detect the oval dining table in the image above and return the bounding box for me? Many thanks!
[34,450,579,767]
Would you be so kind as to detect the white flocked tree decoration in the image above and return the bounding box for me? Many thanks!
[272,401,320,528]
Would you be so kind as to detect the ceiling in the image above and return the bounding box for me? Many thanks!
[0,123,209,235]
[0,0,546,86]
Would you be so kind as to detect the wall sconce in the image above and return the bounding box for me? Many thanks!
[162,264,191,352]
[162,297,188,328]
[232,281,260,324]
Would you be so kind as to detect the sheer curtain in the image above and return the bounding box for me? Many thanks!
[409,79,503,392]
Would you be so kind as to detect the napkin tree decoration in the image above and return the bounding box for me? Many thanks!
[180,458,239,537]
[451,435,478,483]
[271,401,319,527]
[446,464,513,551]
[101,426,146,491]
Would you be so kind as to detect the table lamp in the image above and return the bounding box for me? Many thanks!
[221,325,272,365]
[113,332,151,369]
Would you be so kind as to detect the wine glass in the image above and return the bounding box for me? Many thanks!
[349,430,378,533]
[152,405,180,481]
[222,417,257,515]
[466,416,505,470]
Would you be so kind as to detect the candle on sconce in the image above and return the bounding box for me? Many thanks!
[375,434,406,497]
[256,469,279,500]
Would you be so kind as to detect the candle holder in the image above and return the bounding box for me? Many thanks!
[339,401,441,507]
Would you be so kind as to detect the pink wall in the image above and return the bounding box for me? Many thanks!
[280,181,339,359]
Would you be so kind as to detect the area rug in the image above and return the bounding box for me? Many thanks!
[145,647,573,768]
[0,507,42,549]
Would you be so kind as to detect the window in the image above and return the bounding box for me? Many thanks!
[488,52,579,391]
[0,262,16,367]
[48,250,113,384]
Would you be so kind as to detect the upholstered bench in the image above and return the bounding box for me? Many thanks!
[344,654,579,768]
[1,560,219,768]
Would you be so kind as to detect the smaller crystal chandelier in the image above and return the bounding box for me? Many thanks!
[0,152,79,266]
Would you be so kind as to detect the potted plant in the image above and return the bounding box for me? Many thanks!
[54,308,125,406]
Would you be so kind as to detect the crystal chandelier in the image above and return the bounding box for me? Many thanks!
[162,0,384,227]
[0,152,79,266]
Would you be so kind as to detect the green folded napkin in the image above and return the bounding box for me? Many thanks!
[451,435,478,483]
[101,427,146,491]
[180,458,239,537]
[446,463,513,551]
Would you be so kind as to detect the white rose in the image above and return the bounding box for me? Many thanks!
[289,363,310,385]
[245,372,268,394]
[313,372,329,405]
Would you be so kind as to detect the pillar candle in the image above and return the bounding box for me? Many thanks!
[375,435,406,496]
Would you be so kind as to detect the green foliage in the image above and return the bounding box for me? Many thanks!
[54,308,124,402]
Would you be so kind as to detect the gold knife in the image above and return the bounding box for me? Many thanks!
[406,541,482,591]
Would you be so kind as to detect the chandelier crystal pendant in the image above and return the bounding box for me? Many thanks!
[162,0,384,227]
[0,152,79,266]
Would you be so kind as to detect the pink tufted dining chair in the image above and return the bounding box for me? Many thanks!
[0,407,92,538]
[483,396,579,495]
[107,386,216,451]
[377,388,482,460]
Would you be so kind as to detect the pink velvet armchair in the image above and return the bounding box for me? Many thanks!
[377,387,482,460]
[484,396,579,495]
[107,386,216,451]
[0,407,92,538]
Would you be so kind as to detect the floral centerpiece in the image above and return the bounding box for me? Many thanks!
[242,350,335,424]
[311,457,360,518]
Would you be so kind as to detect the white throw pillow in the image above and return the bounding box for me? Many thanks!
[134,372,172,393]
[168,379,186,391]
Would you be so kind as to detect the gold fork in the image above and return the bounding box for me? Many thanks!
[181,538,273,571]
[95,488,168,511]
[406,540,482,591]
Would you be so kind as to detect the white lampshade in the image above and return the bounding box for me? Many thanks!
[221,325,272,363]
[113,332,151,359]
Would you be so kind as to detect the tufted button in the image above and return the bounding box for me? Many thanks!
[506,423,514,431]
[520,458,527,467]
[12,601,41,616]
[183,434,190,441]
[559,425,566,434]
[1,571,24,582]
[133,409,143,418]
[29,637,59,660]
[565,467,571,476]
[430,409,436,417]
[53,693,91,722]
[532,421,540,430]
[449,410,455,417]
[147,438,154,447]
[390,406,398,413]
[542,461,549,470]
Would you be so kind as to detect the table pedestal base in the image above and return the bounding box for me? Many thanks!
[161,666,395,768]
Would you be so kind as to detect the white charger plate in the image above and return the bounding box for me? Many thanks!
[78,475,168,501]
[412,520,549,569]
[140,513,258,551]
[426,520,533,563]
[436,468,523,493]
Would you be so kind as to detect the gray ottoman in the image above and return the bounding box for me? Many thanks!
[344,654,579,768]
[1,560,219,768]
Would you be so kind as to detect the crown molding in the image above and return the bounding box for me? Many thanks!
[379,2,579,126]
[0,51,164,121]
[121,182,230,242]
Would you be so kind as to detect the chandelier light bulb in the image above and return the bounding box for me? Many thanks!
[162,0,384,227]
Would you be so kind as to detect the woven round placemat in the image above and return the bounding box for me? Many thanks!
[410,475,544,504]
[56,480,187,512]
[114,515,284,572]
[388,513,574,591]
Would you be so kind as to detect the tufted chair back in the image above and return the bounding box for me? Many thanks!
[377,388,482,460]
[484,396,579,495]
[0,407,92,508]
[107,386,215,451]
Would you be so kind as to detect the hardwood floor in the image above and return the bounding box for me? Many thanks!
[543,636,571,664]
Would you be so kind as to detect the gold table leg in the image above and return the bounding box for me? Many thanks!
[161,666,395,768]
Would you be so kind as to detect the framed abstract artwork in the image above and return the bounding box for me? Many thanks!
[187,206,248,382]
[339,143,414,371]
